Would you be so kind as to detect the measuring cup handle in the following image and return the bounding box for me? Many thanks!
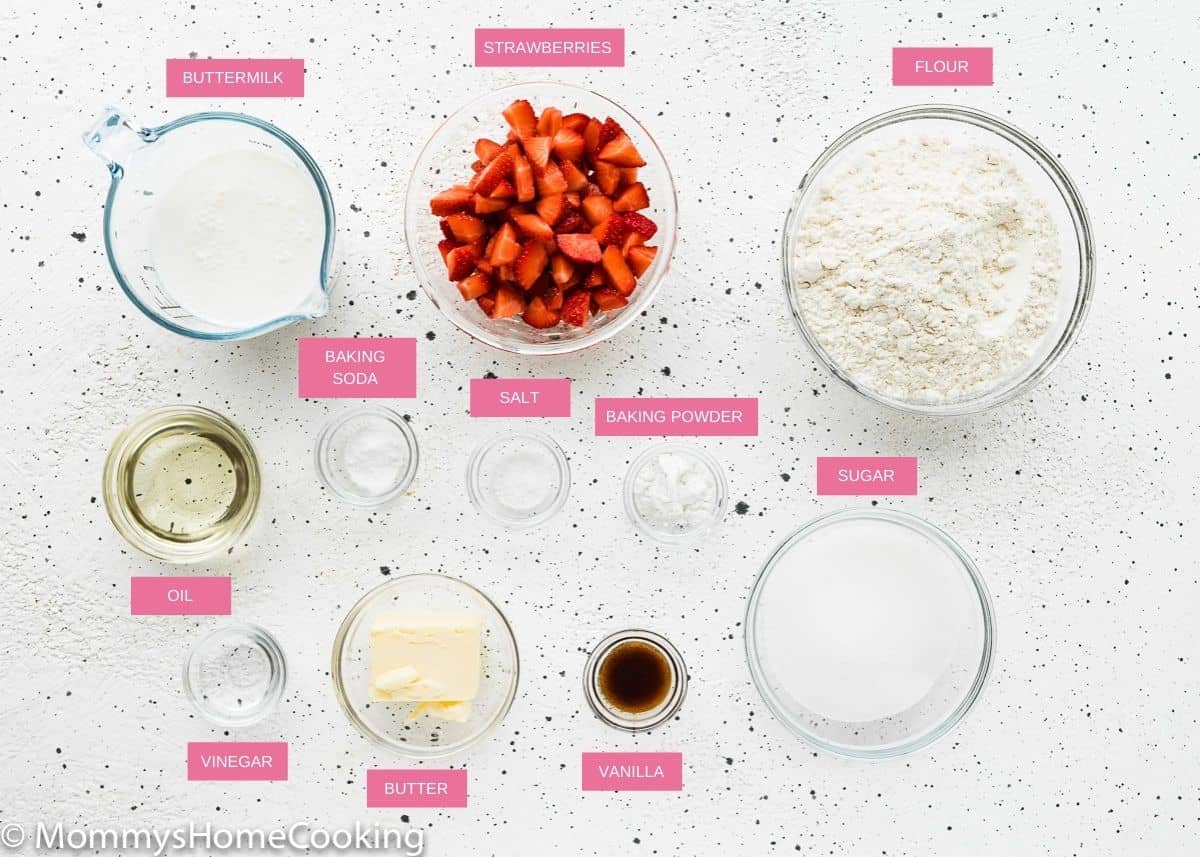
[82,107,151,175]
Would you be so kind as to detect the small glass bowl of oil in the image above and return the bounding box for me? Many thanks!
[102,405,261,563]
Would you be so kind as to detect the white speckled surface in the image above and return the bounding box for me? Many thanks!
[1,1,1196,854]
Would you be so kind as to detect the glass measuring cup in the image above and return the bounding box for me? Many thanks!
[83,107,337,340]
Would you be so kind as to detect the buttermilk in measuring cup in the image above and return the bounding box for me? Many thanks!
[148,149,325,329]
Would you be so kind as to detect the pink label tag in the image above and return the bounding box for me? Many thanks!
[475,28,624,67]
[298,338,417,398]
[366,770,468,808]
[470,378,571,417]
[166,59,305,97]
[130,576,231,616]
[816,457,918,495]
[892,47,993,86]
[595,397,757,437]
[581,752,682,791]
[187,742,287,781]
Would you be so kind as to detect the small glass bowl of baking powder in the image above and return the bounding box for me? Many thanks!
[782,104,1095,415]
[623,442,728,545]
[314,405,419,507]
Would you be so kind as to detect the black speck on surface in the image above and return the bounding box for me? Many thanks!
[70,231,86,242]
[380,566,391,576]
[425,331,436,340]
[734,501,750,515]
[661,366,671,376]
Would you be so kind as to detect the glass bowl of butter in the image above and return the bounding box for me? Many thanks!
[331,573,519,758]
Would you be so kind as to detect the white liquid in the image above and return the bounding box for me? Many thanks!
[755,517,973,723]
[149,149,325,329]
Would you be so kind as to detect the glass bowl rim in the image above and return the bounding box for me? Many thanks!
[313,404,420,508]
[744,507,996,759]
[403,80,679,356]
[780,103,1096,416]
[329,572,520,759]
[182,621,287,728]
[621,441,729,545]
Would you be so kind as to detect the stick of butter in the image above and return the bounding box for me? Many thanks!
[368,610,483,703]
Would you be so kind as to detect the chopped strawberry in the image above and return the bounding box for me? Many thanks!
[556,233,603,264]
[487,179,516,199]
[522,295,560,329]
[536,106,563,137]
[439,219,455,240]
[551,128,586,163]
[437,238,456,261]
[537,278,565,311]
[430,187,474,215]
[513,213,555,243]
[550,253,575,286]
[583,266,606,289]
[621,230,646,255]
[581,195,613,226]
[612,181,649,212]
[512,152,535,202]
[560,159,590,193]
[591,286,629,312]
[562,112,590,133]
[474,193,509,215]
[445,245,478,281]
[476,293,495,315]
[591,215,628,247]
[621,211,658,240]
[601,244,636,295]
[490,285,526,319]
[561,288,592,327]
[536,194,566,226]
[444,213,487,243]
[502,99,537,138]
[514,241,549,288]
[471,149,514,196]
[488,222,521,266]
[598,134,646,167]
[523,135,552,170]
[535,160,568,196]
[557,211,587,233]
[583,117,602,155]
[627,245,658,277]
[597,117,625,151]
[470,159,484,173]
[618,167,639,186]
[475,138,503,163]
[592,162,621,196]
[457,271,491,301]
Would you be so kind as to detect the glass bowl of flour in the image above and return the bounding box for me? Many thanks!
[782,105,1094,414]
[745,508,995,758]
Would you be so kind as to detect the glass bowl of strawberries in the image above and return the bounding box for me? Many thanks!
[405,82,677,355]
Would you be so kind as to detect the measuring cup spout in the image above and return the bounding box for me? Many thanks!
[297,287,331,320]
[83,107,151,177]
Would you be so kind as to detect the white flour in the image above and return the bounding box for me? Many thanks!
[792,136,1062,403]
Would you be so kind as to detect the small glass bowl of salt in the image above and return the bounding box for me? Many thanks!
[314,405,419,507]
[623,442,728,546]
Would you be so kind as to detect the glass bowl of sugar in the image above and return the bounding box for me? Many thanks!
[745,508,995,759]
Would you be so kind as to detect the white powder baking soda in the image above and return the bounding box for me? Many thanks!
[792,136,1062,403]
